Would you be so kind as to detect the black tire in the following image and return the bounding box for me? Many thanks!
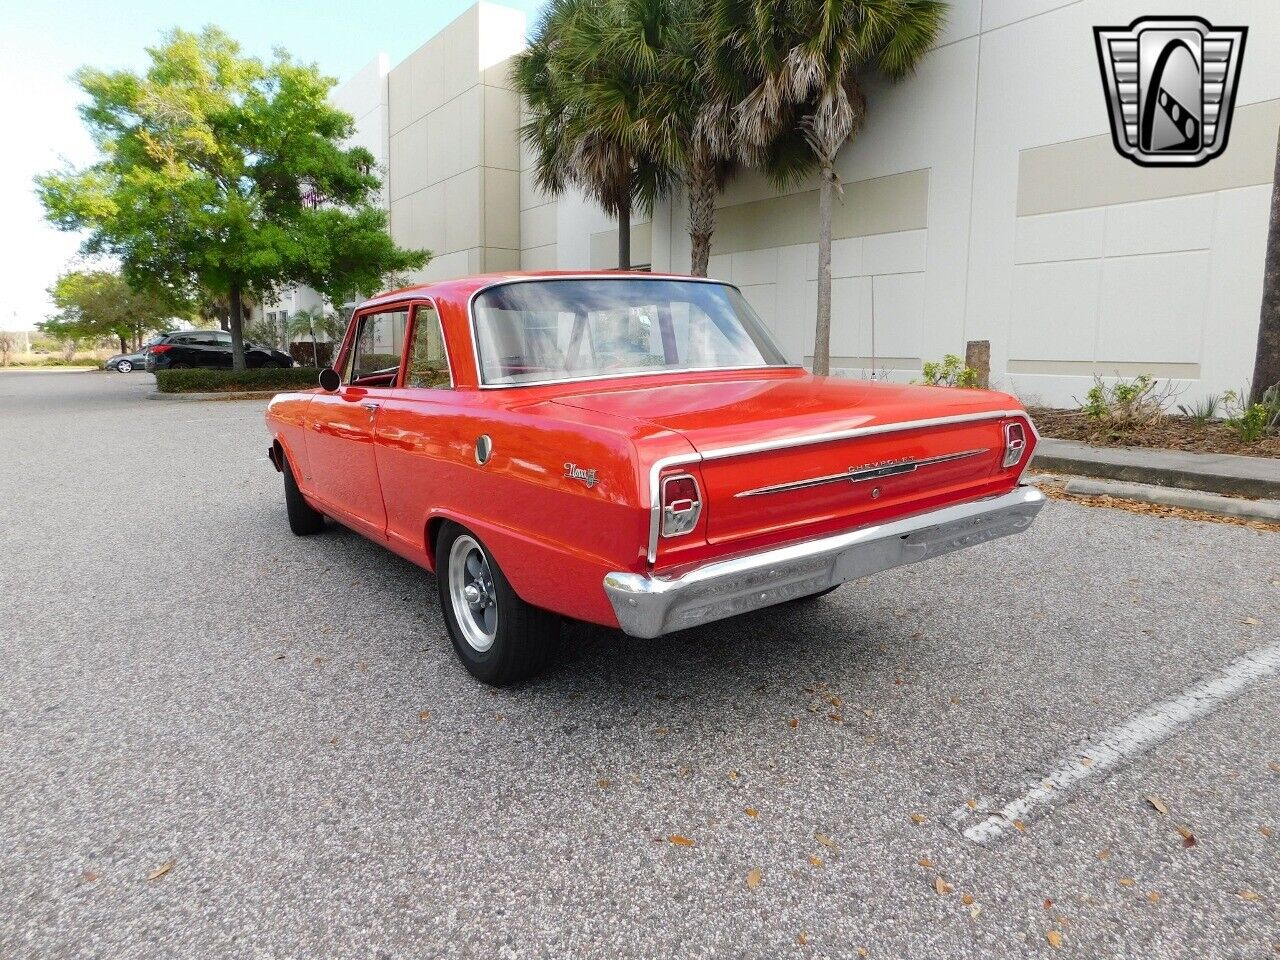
[116,360,133,373]
[435,521,559,686]
[283,456,325,536]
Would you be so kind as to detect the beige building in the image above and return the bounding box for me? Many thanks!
[277,0,1279,408]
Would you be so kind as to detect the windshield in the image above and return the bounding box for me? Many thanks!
[471,278,792,386]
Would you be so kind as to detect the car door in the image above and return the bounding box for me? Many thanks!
[210,330,233,368]
[305,305,410,536]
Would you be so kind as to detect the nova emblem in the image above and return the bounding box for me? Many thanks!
[563,462,599,488]
[1094,16,1247,168]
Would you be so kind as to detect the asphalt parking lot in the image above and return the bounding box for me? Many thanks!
[2,370,1277,959]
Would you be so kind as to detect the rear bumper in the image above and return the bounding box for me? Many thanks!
[603,485,1045,638]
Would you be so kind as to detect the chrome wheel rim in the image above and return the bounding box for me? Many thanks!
[118,361,131,372]
[448,535,497,652]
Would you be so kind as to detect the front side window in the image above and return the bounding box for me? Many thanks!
[405,304,450,388]
[472,279,790,386]
[343,308,408,386]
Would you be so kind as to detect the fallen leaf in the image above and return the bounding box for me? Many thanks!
[789,718,799,729]
[1269,761,1280,775]
[727,770,740,781]
[809,855,824,868]
[1043,898,1054,910]
[917,857,933,868]
[1080,756,1094,767]
[796,932,808,945]
[1097,848,1112,861]
[1013,819,1027,833]
[746,868,762,889]
[1260,826,1273,838]
[329,735,339,746]
[969,905,982,920]
[962,893,974,906]
[828,713,843,723]
[1146,795,1169,815]
[356,662,368,673]
[1118,877,1135,887]
[418,710,431,721]
[828,695,842,708]
[313,656,325,665]
[1241,616,1259,625]
[597,779,613,789]
[910,813,928,825]
[745,807,758,818]
[82,870,100,883]
[655,727,668,737]
[668,835,694,847]
[815,833,836,848]
[1239,889,1260,902]
[966,798,977,811]
[147,861,174,881]
[1176,824,1197,847]
[857,948,868,957]
[934,876,953,895]
[1147,892,1161,903]
[1046,930,1063,950]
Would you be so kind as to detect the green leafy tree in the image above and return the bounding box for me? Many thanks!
[513,0,674,270]
[36,27,427,370]
[708,0,945,374]
[42,269,182,352]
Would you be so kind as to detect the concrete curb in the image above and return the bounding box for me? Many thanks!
[1032,438,1280,500]
[1061,476,1280,523]
[149,390,280,402]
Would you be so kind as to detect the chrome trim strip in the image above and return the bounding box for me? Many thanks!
[465,274,799,391]
[734,447,991,498]
[608,485,1046,639]
[645,409,1026,564]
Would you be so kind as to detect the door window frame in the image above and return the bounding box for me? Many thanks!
[333,298,453,390]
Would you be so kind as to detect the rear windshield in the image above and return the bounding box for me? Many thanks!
[471,278,792,386]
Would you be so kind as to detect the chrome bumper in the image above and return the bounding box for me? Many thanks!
[604,485,1045,639]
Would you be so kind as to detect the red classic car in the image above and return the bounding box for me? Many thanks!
[266,272,1043,685]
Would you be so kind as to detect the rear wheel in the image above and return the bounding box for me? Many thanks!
[436,522,559,686]
[282,456,324,536]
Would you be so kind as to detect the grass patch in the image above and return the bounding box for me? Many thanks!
[155,367,320,394]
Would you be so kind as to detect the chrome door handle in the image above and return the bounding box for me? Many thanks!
[360,402,378,411]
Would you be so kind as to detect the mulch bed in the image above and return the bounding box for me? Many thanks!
[1027,407,1280,459]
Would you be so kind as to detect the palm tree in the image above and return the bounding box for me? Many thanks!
[709,0,945,375]
[513,0,674,270]
[288,306,345,368]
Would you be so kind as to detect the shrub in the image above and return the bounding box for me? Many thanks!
[156,367,321,393]
[289,341,334,368]
[1222,383,1280,443]
[1077,375,1175,433]
[915,354,979,388]
[1175,394,1221,423]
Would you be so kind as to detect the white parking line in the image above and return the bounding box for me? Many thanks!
[954,641,1280,844]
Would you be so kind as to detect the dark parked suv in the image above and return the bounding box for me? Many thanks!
[144,330,294,371]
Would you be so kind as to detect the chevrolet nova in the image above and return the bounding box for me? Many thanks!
[266,272,1043,685]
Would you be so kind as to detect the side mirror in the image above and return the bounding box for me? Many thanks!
[318,367,341,392]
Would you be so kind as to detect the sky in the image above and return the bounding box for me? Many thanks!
[0,0,545,331]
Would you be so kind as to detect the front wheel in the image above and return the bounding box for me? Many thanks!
[436,522,559,686]
[116,360,133,373]
[282,456,324,536]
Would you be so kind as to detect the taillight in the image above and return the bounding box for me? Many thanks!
[661,474,701,538]
[1003,421,1028,468]
[151,343,173,354]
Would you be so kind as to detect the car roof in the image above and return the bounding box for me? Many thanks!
[357,270,731,310]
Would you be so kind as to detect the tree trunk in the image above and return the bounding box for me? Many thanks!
[1250,126,1280,402]
[688,159,717,277]
[119,335,128,354]
[617,194,631,271]
[229,280,247,371]
[812,163,835,377]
